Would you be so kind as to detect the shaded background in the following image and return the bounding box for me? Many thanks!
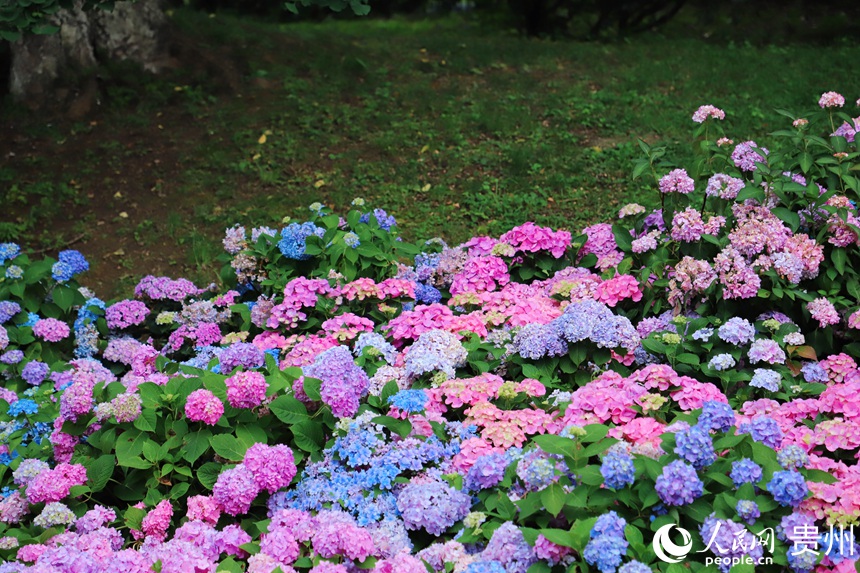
[2,0,860,297]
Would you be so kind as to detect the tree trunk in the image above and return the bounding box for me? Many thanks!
[8,0,167,110]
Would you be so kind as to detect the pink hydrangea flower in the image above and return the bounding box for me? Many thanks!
[213,464,260,516]
[808,297,840,328]
[499,222,571,258]
[692,105,726,123]
[659,169,695,194]
[32,318,70,342]
[671,208,705,242]
[534,534,573,564]
[819,91,845,108]
[243,443,297,493]
[187,495,221,525]
[594,275,642,307]
[225,371,268,409]
[185,389,224,425]
[105,300,150,329]
[141,500,173,542]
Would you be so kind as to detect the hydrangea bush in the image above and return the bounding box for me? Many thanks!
[0,93,859,573]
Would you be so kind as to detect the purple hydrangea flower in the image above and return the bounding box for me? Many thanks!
[655,460,703,506]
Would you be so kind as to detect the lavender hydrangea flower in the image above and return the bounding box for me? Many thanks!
[698,401,736,432]
[730,459,762,488]
[601,451,635,490]
[512,323,567,360]
[718,318,756,345]
[738,416,783,449]
[767,471,808,507]
[750,368,781,392]
[465,452,510,491]
[674,426,716,469]
[396,480,471,535]
[708,353,736,371]
[655,461,702,506]
[777,445,809,470]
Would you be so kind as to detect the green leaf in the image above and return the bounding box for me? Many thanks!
[832,248,847,275]
[133,407,158,432]
[183,429,212,464]
[52,285,79,312]
[582,424,609,443]
[803,468,837,484]
[124,506,146,531]
[116,429,150,469]
[216,557,244,573]
[536,528,573,548]
[371,415,412,438]
[292,421,324,452]
[197,462,222,490]
[269,395,311,424]
[541,482,567,516]
[209,434,247,462]
[612,224,633,252]
[532,434,577,457]
[302,377,322,401]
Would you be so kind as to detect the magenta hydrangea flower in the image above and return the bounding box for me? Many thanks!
[244,443,297,493]
[213,464,260,516]
[105,300,150,329]
[185,389,225,425]
[187,494,222,525]
[32,318,70,342]
[659,169,695,194]
[225,371,268,409]
[141,499,173,542]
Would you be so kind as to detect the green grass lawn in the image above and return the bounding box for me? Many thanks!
[4,8,860,295]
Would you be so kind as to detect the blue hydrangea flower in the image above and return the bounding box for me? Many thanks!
[58,250,89,275]
[750,368,781,392]
[388,389,428,413]
[800,362,828,383]
[0,301,21,324]
[601,451,635,490]
[692,327,714,341]
[618,562,653,573]
[465,452,509,491]
[777,445,809,470]
[5,265,23,280]
[767,470,808,507]
[512,323,568,360]
[592,511,627,539]
[278,222,325,260]
[730,458,762,488]
[738,416,783,449]
[52,261,75,283]
[8,399,38,416]
[465,562,506,573]
[360,208,397,231]
[344,232,360,248]
[584,533,629,573]
[674,426,716,470]
[736,499,760,524]
[697,400,735,432]
[0,243,20,264]
[415,283,442,304]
